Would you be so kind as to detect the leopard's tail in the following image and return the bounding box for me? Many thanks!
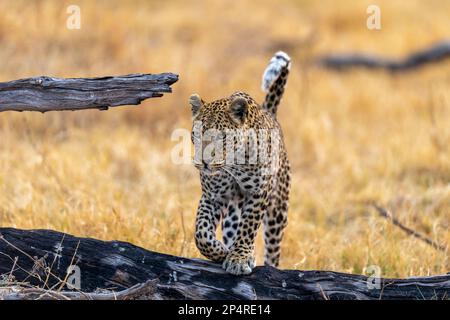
[261,51,291,116]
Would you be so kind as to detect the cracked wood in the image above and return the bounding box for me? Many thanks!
[0,228,448,300]
[0,73,178,113]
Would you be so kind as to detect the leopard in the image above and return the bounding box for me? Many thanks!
[189,51,291,275]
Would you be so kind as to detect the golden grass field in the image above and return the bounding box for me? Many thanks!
[0,0,448,278]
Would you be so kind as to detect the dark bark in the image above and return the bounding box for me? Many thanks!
[0,73,178,113]
[0,228,448,300]
[318,41,450,71]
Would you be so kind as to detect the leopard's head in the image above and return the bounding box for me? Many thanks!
[189,92,260,175]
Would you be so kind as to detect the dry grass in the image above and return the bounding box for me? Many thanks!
[0,0,448,278]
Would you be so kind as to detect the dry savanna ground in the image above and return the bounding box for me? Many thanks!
[0,0,449,278]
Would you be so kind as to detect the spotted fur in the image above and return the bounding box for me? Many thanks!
[261,51,291,116]
[189,52,291,275]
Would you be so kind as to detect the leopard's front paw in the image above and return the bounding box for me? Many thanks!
[222,247,255,275]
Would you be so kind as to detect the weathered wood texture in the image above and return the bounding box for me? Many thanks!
[0,228,448,300]
[319,41,450,71]
[0,73,178,113]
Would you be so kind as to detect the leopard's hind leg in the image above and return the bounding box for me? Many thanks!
[263,166,290,267]
[263,196,288,267]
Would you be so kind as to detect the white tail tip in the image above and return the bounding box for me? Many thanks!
[261,51,291,92]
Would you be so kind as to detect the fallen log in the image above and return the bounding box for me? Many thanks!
[0,73,178,113]
[0,228,448,300]
[318,41,450,71]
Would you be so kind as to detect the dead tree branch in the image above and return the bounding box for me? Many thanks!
[371,203,447,252]
[0,73,178,113]
[318,41,450,71]
[0,280,159,300]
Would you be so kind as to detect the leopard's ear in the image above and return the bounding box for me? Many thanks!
[189,94,203,118]
[229,97,248,125]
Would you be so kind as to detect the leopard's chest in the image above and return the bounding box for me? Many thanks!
[200,171,241,203]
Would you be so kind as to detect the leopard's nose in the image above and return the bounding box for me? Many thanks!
[204,162,216,171]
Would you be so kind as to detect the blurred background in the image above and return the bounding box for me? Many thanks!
[0,0,448,277]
